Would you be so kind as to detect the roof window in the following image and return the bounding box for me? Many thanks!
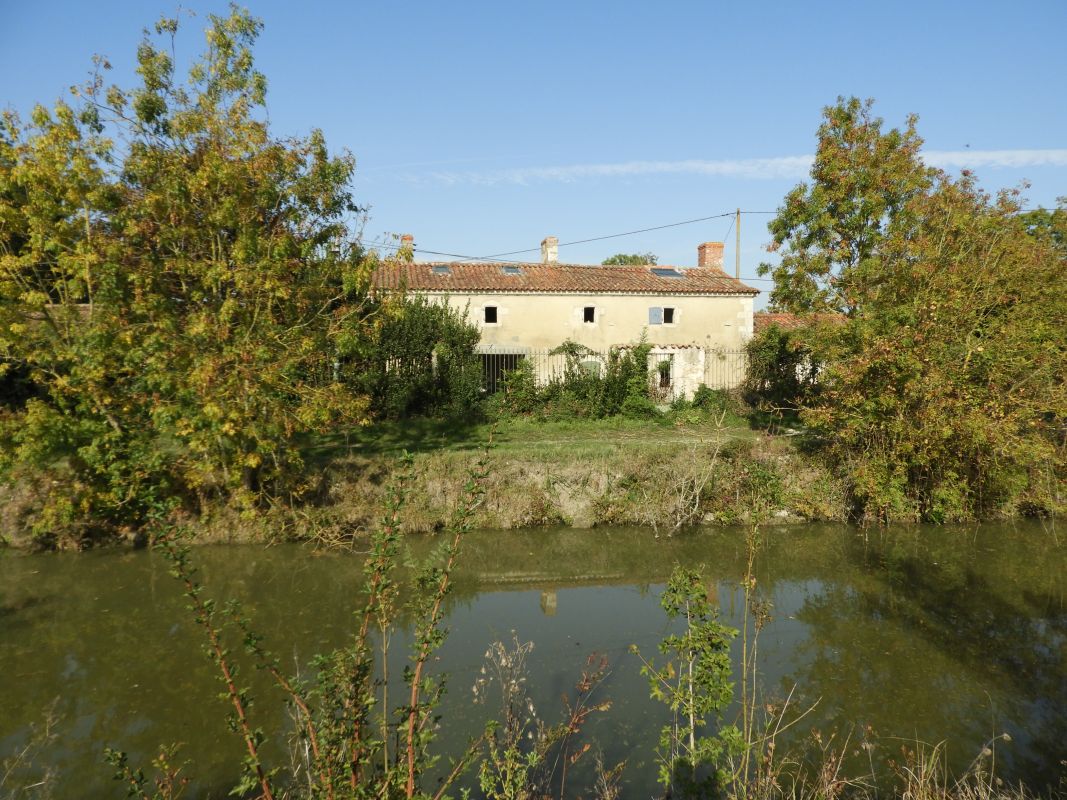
[651,267,683,279]
[431,265,452,275]
[500,266,524,276]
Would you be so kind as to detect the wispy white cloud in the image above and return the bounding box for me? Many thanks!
[411,149,1067,186]
[923,148,1067,170]
[422,156,815,185]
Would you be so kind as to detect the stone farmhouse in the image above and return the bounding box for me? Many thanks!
[372,236,759,398]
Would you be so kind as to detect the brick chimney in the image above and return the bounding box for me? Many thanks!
[400,233,414,248]
[541,235,558,265]
[697,241,724,270]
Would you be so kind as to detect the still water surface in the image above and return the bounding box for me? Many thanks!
[1,522,1065,797]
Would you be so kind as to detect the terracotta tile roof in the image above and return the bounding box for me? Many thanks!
[753,311,845,332]
[373,261,759,296]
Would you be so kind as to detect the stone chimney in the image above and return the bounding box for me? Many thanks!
[697,241,724,270]
[541,235,558,265]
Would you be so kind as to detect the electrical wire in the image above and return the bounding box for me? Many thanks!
[364,209,780,265]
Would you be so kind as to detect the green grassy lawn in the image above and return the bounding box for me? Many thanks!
[306,410,760,464]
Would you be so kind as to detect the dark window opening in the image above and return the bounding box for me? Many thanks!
[663,307,675,324]
[583,306,595,323]
[484,306,498,324]
[658,357,673,388]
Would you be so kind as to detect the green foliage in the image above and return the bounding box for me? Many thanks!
[347,295,482,419]
[1018,197,1066,256]
[474,637,610,800]
[759,97,935,315]
[760,98,1067,522]
[741,324,819,420]
[601,252,658,265]
[495,338,658,421]
[631,566,742,798]
[0,9,375,541]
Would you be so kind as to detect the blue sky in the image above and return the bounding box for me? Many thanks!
[2,1,1065,306]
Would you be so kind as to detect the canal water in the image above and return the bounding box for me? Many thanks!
[1,521,1064,797]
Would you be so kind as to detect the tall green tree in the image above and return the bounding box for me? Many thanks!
[758,98,1066,522]
[759,97,935,315]
[0,9,373,541]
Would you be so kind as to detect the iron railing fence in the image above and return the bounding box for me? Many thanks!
[309,346,749,404]
[479,346,749,401]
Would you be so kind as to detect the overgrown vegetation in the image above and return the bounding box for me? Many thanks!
[632,567,742,797]
[492,339,665,421]
[753,97,1067,523]
[347,295,482,421]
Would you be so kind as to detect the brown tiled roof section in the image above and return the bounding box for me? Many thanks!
[373,262,758,295]
[754,311,845,332]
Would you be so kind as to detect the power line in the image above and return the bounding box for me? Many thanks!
[364,239,529,264]
[364,208,780,264]
[471,211,739,260]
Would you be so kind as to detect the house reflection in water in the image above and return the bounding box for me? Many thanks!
[540,590,557,616]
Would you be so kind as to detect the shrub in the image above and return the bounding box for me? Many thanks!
[495,338,659,420]
[347,295,481,419]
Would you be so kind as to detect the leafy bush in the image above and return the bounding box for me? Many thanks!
[741,325,819,419]
[346,295,481,419]
[495,339,658,420]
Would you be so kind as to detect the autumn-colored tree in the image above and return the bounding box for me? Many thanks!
[0,10,373,542]
[759,98,1066,522]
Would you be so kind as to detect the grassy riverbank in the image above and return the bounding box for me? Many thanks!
[6,405,1062,550]
[177,412,849,546]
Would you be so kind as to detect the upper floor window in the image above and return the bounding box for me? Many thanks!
[649,307,676,325]
[583,306,595,323]
[484,306,498,324]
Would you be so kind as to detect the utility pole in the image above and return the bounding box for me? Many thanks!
[735,208,741,279]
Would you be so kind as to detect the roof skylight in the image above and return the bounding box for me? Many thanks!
[431,265,452,275]
[500,266,525,276]
[651,267,684,279]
